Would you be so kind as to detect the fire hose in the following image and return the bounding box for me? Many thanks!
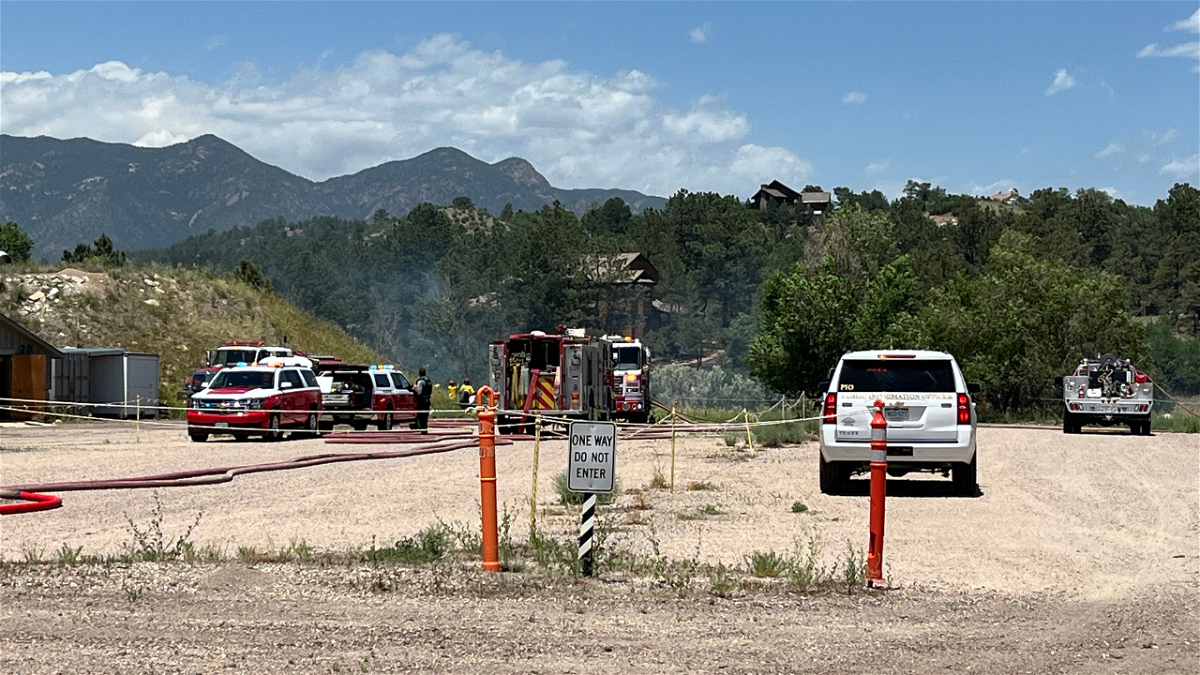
[0,437,501,515]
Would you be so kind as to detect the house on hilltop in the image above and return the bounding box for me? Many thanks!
[987,188,1021,205]
[749,180,832,225]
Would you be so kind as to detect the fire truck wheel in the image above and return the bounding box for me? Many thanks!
[351,420,369,432]
[302,411,318,438]
[378,411,393,431]
[265,413,284,442]
[189,431,208,443]
[1062,410,1078,434]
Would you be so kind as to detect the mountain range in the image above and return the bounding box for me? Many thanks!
[0,134,666,257]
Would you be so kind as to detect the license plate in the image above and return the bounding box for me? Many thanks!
[884,408,909,422]
[215,422,229,428]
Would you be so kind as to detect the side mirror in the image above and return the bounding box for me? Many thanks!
[827,367,835,379]
[817,381,830,393]
[280,381,294,389]
[200,381,211,390]
[1054,376,1064,388]
[968,382,982,395]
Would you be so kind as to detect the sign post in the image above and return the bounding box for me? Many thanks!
[568,421,617,577]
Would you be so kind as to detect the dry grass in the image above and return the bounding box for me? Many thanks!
[0,262,383,409]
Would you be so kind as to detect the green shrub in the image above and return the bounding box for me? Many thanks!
[744,550,789,577]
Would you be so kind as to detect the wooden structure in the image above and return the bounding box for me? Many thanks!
[0,313,63,420]
[584,253,660,338]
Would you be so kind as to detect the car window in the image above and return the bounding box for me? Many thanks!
[300,370,317,388]
[838,360,956,393]
[391,372,411,390]
[374,374,392,388]
[330,372,371,392]
[212,349,257,367]
[283,370,304,389]
[211,370,275,389]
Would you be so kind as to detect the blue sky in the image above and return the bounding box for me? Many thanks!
[2,2,1197,205]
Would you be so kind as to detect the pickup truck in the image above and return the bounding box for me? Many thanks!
[316,365,413,431]
[1058,355,1153,435]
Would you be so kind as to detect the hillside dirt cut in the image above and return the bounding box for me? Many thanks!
[1,422,1197,673]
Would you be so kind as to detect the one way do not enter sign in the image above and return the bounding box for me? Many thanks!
[568,421,617,493]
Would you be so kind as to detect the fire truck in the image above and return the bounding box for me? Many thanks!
[488,329,614,433]
[184,341,296,397]
[1057,354,1154,435]
[603,335,653,424]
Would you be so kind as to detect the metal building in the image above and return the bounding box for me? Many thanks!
[57,348,160,418]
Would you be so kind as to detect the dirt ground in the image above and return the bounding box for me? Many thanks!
[1,421,1198,673]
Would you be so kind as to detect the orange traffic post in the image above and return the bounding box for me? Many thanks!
[867,398,887,588]
[477,386,501,572]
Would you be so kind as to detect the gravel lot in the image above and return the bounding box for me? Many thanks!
[2,421,1197,673]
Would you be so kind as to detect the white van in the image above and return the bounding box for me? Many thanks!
[818,350,979,496]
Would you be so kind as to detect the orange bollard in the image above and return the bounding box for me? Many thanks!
[477,386,500,572]
[866,398,887,588]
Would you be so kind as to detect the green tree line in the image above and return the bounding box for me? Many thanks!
[121,180,1197,410]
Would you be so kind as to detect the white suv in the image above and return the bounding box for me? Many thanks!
[818,350,979,496]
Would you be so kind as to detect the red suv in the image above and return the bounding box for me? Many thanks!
[187,360,322,442]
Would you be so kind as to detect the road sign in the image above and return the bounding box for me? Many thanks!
[568,421,617,493]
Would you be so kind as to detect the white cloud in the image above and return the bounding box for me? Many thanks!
[1045,68,1076,95]
[863,159,890,175]
[841,91,867,105]
[205,34,227,51]
[1137,41,1200,59]
[728,144,814,187]
[1145,128,1180,145]
[1099,187,1124,200]
[1168,8,1200,33]
[1138,10,1200,71]
[1137,39,1195,71]
[690,22,712,43]
[971,179,1019,196]
[1094,142,1124,158]
[0,35,809,196]
[1160,154,1200,179]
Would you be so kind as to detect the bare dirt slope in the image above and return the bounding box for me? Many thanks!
[1,423,1198,673]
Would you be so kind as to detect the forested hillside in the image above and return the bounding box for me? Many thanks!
[138,181,1200,411]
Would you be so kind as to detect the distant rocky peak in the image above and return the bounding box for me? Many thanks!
[493,157,551,189]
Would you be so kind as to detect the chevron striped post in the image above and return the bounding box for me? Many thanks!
[579,493,597,576]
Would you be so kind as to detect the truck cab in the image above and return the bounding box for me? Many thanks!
[604,335,652,424]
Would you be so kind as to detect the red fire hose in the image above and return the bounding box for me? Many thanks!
[0,437,501,514]
[0,490,63,515]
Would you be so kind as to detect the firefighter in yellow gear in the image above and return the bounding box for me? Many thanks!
[447,379,457,401]
[458,379,476,408]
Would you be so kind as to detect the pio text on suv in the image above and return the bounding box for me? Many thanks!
[818,350,980,496]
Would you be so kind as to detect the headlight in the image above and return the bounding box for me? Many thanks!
[244,398,267,410]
